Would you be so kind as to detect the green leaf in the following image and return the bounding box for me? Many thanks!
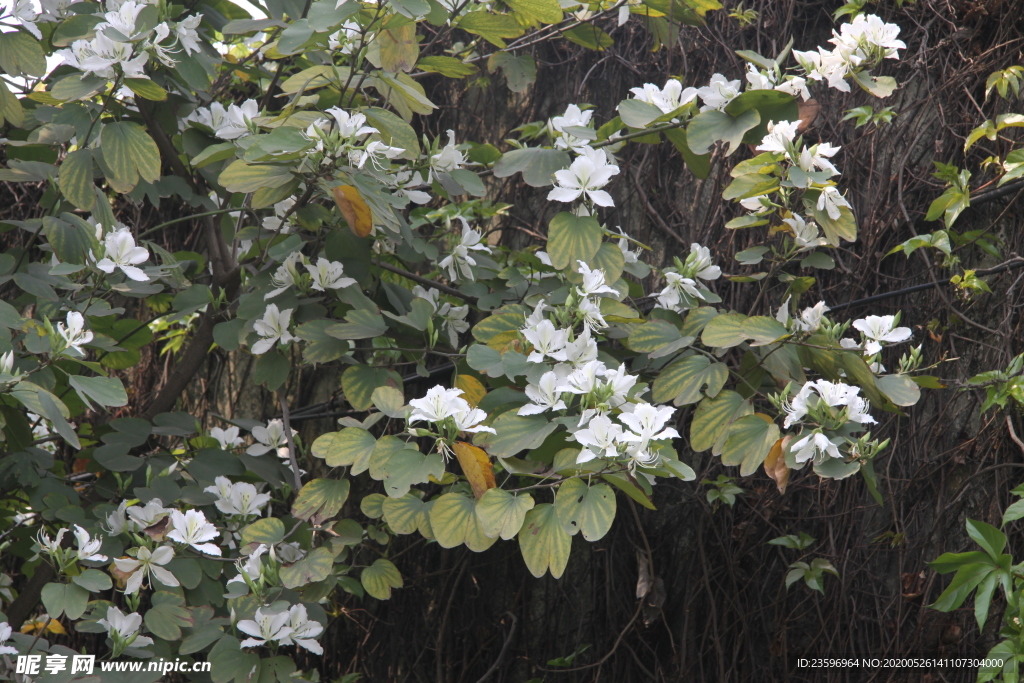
[518,503,572,578]
[740,316,789,346]
[967,518,1007,560]
[628,319,681,353]
[876,374,921,407]
[326,309,387,340]
[311,428,376,473]
[663,127,711,179]
[456,13,525,48]
[475,488,535,540]
[930,562,994,613]
[101,122,161,190]
[41,582,89,619]
[124,78,168,101]
[381,449,444,498]
[547,212,602,270]
[653,355,728,405]
[493,147,571,187]
[365,107,421,157]
[68,375,128,408]
[701,312,748,348]
[58,149,96,211]
[277,18,313,54]
[554,478,616,541]
[563,24,614,50]
[145,591,191,640]
[0,31,46,77]
[371,385,405,418]
[381,493,426,535]
[218,160,295,193]
[280,547,334,589]
[51,15,104,46]
[292,478,350,525]
[360,558,403,599]
[0,80,23,127]
[690,390,749,452]
[505,0,562,22]
[686,108,760,156]
[240,517,286,549]
[342,365,403,411]
[417,56,478,78]
[487,52,536,93]
[480,412,557,459]
[73,568,113,592]
[723,89,797,144]
[428,492,497,551]
[617,99,664,129]
[721,414,780,476]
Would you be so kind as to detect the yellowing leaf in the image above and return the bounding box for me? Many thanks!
[764,436,790,494]
[332,184,373,237]
[377,24,419,73]
[519,503,571,578]
[455,374,486,407]
[452,441,495,499]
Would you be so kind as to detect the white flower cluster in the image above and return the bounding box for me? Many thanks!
[304,108,403,170]
[408,386,495,437]
[265,251,355,300]
[792,13,905,93]
[54,0,203,80]
[654,243,721,315]
[844,314,912,357]
[248,419,297,459]
[775,297,829,334]
[545,105,621,208]
[187,100,259,141]
[629,80,697,115]
[37,525,108,563]
[204,476,271,517]
[98,606,154,650]
[515,269,680,468]
[239,604,324,655]
[781,379,876,463]
[437,218,491,282]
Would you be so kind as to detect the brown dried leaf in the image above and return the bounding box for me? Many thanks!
[764,436,791,494]
[796,98,820,133]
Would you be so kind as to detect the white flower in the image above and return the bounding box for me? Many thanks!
[696,73,741,111]
[555,326,598,367]
[574,415,624,463]
[166,509,221,556]
[791,432,842,463]
[57,311,93,355]
[519,371,568,416]
[614,228,639,263]
[251,304,295,355]
[95,226,150,281]
[688,243,721,281]
[239,608,292,649]
[628,79,697,115]
[561,360,607,396]
[214,99,258,140]
[12,0,41,38]
[412,285,440,311]
[100,1,145,38]
[98,607,154,648]
[521,319,569,363]
[114,546,178,594]
[204,477,271,516]
[548,147,619,207]
[437,220,490,282]
[550,104,595,152]
[227,544,268,595]
[126,499,170,529]
[576,261,618,297]
[577,297,608,330]
[655,273,704,312]
[280,604,324,655]
[618,403,679,466]
[831,13,905,60]
[438,302,469,348]
[306,257,356,292]
[350,140,404,170]
[210,426,243,450]
[325,108,377,139]
[37,528,69,556]
[756,120,800,154]
[783,214,828,250]
[265,251,306,300]
[797,142,841,176]
[176,13,203,54]
[782,379,876,429]
[73,525,108,563]
[104,501,130,536]
[409,386,467,424]
[0,621,17,656]
[0,350,13,375]
[795,301,829,333]
[430,130,465,177]
[59,32,148,79]
[852,315,912,355]
[262,198,295,234]
[248,419,295,457]
[601,364,638,408]
[817,186,852,221]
